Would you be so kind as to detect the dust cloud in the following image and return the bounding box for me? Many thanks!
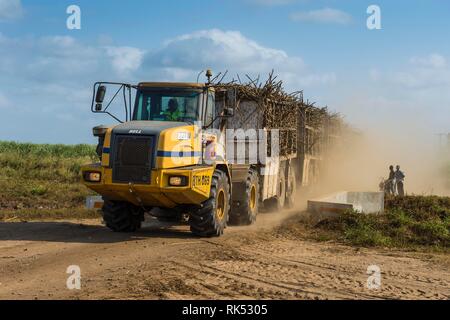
[317,125,450,197]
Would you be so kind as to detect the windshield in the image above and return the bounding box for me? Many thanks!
[133,88,202,122]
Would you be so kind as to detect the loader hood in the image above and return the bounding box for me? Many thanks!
[112,120,189,136]
[105,120,201,174]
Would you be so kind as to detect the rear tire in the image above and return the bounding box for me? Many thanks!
[102,200,144,232]
[229,168,259,225]
[189,170,230,237]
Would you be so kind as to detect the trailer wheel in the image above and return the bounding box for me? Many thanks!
[189,170,230,237]
[102,200,144,232]
[229,168,259,225]
[285,164,297,209]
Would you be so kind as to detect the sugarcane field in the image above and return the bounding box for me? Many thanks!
[0,0,449,311]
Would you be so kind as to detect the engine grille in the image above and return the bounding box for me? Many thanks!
[112,135,153,184]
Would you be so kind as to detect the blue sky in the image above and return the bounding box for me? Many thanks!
[0,0,450,144]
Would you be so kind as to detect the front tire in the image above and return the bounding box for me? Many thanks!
[189,170,230,237]
[102,200,144,232]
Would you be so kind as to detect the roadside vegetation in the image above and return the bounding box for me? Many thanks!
[0,141,99,220]
[282,195,450,251]
[2,141,449,251]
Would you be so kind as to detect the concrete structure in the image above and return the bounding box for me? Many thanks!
[85,196,104,209]
[307,191,384,217]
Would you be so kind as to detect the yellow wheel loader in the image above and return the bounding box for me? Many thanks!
[81,71,301,237]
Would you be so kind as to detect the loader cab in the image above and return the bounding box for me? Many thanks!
[132,83,216,127]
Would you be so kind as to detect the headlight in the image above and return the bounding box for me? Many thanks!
[83,172,101,182]
[169,176,188,186]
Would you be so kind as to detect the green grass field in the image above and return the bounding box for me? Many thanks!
[0,141,99,220]
[282,195,450,251]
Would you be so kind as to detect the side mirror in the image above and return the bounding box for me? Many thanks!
[95,85,106,111]
[222,107,234,117]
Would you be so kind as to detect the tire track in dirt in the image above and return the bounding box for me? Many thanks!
[0,216,448,300]
[238,239,449,300]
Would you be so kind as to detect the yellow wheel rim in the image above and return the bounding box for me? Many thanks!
[250,185,256,210]
[216,189,225,220]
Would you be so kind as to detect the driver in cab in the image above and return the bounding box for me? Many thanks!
[163,98,182,121]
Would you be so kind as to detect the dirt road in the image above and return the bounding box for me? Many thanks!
[0,212,448,300]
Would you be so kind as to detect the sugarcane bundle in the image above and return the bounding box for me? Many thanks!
[213,71,345,156]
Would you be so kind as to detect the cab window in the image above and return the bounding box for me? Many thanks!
[204,92,215,126]
[133,88,201,122]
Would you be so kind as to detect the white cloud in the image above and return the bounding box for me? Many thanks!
[157,29,297,71]
[368,54,450,90]
[0,32,144,141]
[0,34,142,83]
[0,0,23,22]
[290,8,352,25]
[391,54,450,89]
[0,29,335,92]
[351,53,450,137]
[144,29,334,90]
[0,29,336,142]
[392,69,450,89]
[410,53,447,69]
[106,46,144,75]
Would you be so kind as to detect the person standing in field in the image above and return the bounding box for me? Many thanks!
[394,165,406,196]
[387,165,395,195]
